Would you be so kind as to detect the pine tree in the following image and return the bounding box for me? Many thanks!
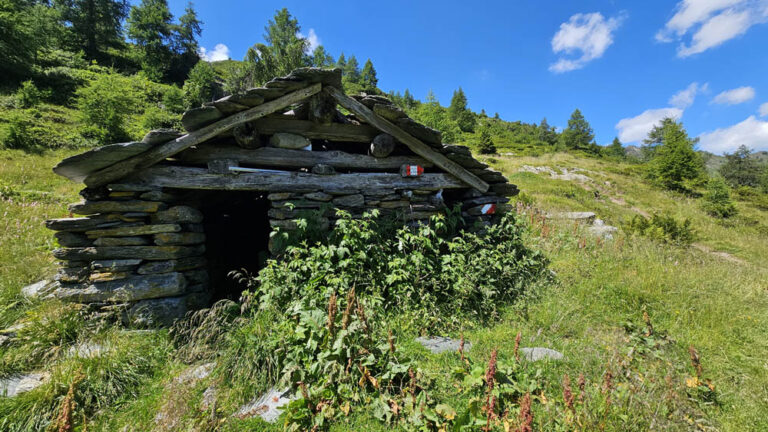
[168,2,202,83]
[560,109,595,151]
[335,52,346,69]
[478,127,496,154]
[58,0,129,61]
[719,145,762,188]
[448,87,476,132]
[605,137,625,158]
[403,89,415,109]
[360,58,378,91]
[182,60,219,108]
[311,45,333,67]
[127,0,174,81]
[702,176,737,218]
[244,8,309,85]
[647,119,702,190]
[642,117,680,160]
[538,117,557,145]
[343,54,360,83]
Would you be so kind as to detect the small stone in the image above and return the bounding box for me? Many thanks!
[236,388,296,422]
[154,232,206,246]
[142,129,183,145]
[182,106,223,132]
[311,164,336,175]
[0,372,49,397]
[303,192,332,202]
[415,336,471,354]
[152,206,204,224]
[93,236,151,246]
[332,194,365,208]
[21,280,57,299]
[373,104,407,121]
[520,347,564,362]
[269,133,310,150]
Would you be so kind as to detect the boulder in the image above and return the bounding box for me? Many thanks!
[520,347,564,362]
[181,106,223,132]
[126,292,210,327]
[415,336,471,354]
[269,133,310,149]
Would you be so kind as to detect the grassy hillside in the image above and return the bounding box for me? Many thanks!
[1,149,766,430]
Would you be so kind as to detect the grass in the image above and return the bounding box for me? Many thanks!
[0,149,766,430]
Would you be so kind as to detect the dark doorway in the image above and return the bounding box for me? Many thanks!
[198,191,271,301]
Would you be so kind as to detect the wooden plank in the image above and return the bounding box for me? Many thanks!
[83,83,322,187]
[176,145,434,170]
[116,166,465,192]
[251,117,378,142]
[324,86,490,192]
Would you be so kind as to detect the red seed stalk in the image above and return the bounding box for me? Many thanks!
[563,373,575,413]
[341,287,355,330]
[689,345,703,378]
[327,292,337,335]
[514,332,522,361]
[577,373,586,404]
[518,393,533,432]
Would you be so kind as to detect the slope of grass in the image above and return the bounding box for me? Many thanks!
[0,149,766,430]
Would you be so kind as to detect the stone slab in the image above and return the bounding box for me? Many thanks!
[52,272,187,303]
[53,142,151,182]
[415,336,471,354]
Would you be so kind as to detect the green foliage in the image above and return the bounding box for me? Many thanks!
[76,72,139,142]
[182,60,219,108]
[624,213,695,245]
[243,8,309,86]
[604,137,625,159]
[560,109,596,152]
[646,118,702,191]
[538,117,558,146]
[360,58,378,92]
[702,176,737,218]
[311,45,334,67]
[14,80,47,108]
[719,145,764,188]
[127,0,174,82]
[477,127,496,154]
[449,87,476,133]
[1,107,84,150]
[409,92,462,144]
[57,0,129,61]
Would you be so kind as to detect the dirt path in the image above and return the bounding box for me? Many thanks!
[692,243,746,265]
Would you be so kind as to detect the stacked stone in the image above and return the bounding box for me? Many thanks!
[45,188,209,326]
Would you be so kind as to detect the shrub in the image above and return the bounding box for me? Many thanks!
[477,128,496,154]
[702,177,737,218]
[719,145,763,188]
[14,80,48,108]
[624,213,695,245]
[76,73,139,143]
[182,61,220,108]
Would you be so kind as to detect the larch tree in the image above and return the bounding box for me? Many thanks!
[244,8,309,85]
[360,58,378,91]
[56,0,128,61]
[311,45,334,67]
[560,109,596,152]
[127,0,174,81]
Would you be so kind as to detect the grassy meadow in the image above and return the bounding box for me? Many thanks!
[0,149,767,431]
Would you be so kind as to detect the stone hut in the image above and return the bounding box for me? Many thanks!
[46,68,518,326]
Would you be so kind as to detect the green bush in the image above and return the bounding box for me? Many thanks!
[14,80,48,108]
[702,177,737,218]
[182,60,219,108]
[623,213,695,245]
[477,128,496,154]
[76,73,139,143]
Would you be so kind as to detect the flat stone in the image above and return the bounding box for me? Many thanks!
[138,190,177,202]
[441,145,472,156]
[285,67,342,87]
[415,336,471,354]
[86,224,181,238]
[520,347,564,362]
[53,142,151,182]
[89,272,128,282]
[142,129,183,145]
[332,194,365,208]
[395,118,442,146]
[182,106,223,132]
[588,219,618,239]
[470,169,507,183]
[69,200,165,215]
[373,104,407,121]
[269,133,310,149]
[93,236,151,246]
[151,206,203,224]
[379,200,410,209]
[236,388,296,422]
[354,94,393,109]
[137,256,207,275]
[0,372,49,397]
[264,77,307,92]
[175,362,215,384]
[311,164,336,175]
[52,272,187,303]
[490,183,519,197]
[53,245,205,261]
[303,192,332,202]
[228,89,266,107]
[549,212,596,223]
[54,267,89,283]
[53,231,91,247]
[211,95,250,115]
[91,259,142,272]
[21,280,57,299]
[267,192,294,201]
[154,232,205,246]
[125,292,210,327]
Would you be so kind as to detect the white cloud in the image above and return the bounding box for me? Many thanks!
[712,86,755,104]
[669,82,708,108]
[549,12,625,73]
[298,28,321,53]
[698,115,768,153]
[198,43,230,62]
[615,107,684,143]
[657,0,768,57]
[760,102,768,116]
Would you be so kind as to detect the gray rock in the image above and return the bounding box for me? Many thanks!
[373,104,407,121]
[154,232,206,246]
[69,200,165,215]
[21,280,57,299]
[91,259,143,272]
[52,272,188,303]
[137,256,207,275]
[54,231,92,247]
[332,194,365,208]
[269,133,310,150]
[201,386,217,411]
[152,206,204,224]
[68,341,107,358]
[53,141,152,183]
[285,67,343,88]
[236,388,296,422]
[0,372,48,397]
[93,236,151,246]
[229,89,267,107]
[588,219,618,239]
[549,212,596,223]
[520,347,564,362]
[211,95,249,115]
[303,192,333,202]
[182,106,223,132]
[142,129,183,145]
[311,164,336,175]
[370,134,396,158]
[416,336,471,354]
[176,362,215,384]
[125,292,210,327]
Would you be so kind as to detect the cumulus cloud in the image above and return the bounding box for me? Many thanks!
[198,43,230,62]
[669,82,708,108]
[656,0,768,57]
[549,12,625,73]
[298,28,321,53]
[712,86,755,104]
[760,102,768,116]
[698,115,768,153]
[615,107,684,143]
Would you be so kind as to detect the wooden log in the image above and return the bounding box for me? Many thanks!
[85,224,181,238]
[69,200,165,215]
[307,91,336,124]
[93,236,151,246]
[370,134,396,158]
[53,245,205,261]
[490,183,520,197]
[249,117,378,142]
[117,166,466,192]
[232,122,261,149]
[324,86,489,192]
[154,232,206,246]
[52,272,187,303]
[137,256,207,275]
[177,145,433,170]
[53,142,152,182]
[83,83,322,187]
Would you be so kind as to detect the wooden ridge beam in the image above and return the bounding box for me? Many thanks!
[252,117,378,142]
[324,86,490,192]
[83,83,322,187]
[115,166,465,192]
[176,145,434,170]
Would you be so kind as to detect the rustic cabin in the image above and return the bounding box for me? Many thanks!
[45,68,518,326]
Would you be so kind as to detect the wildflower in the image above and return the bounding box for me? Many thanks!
[514,332,522,361]
[341,287,355,330]
[327,292,337,335]
[518,393,533,432]
[688,345,703,379]
[577,373,586,404]
[563,373,575,413]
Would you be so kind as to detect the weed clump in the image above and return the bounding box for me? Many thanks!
[623,213,695,245]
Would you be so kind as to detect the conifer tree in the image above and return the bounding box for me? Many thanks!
[448,87,476,132]
[360,58,378,91]
[538,117,557,145]
[605,137,625,158]
[311,45,334,67]
[335,52,346,69]
[244,8,309,85]
[478,127,496,154]
[560,109,595,151]
[127,0,174,81]
[57,0,129,61]
[647,118,702,190]
[344,54,360,83]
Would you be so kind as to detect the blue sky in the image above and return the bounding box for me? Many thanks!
[159,0,768,154]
